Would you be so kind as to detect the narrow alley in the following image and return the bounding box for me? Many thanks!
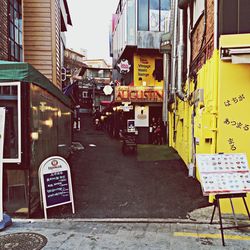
[49,114,209,219]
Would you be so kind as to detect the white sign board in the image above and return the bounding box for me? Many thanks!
[196,153,250,196]
[0,108,5,221]
[39,156,75,219]
[134,105,149,127]
[103,85,113,95]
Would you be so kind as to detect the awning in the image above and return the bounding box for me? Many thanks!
[0,60,72,108]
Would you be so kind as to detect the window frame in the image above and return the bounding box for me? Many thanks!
[0,82,22,163]
[137,0,170,32]
[8,0,23,62]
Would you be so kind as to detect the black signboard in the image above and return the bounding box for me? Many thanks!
[43,170,70,207]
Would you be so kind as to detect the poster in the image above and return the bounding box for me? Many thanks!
[127,119,135,132]
[196,153,250,195]
[135,105,149,127]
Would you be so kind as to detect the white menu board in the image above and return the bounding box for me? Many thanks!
[196,153,250,195]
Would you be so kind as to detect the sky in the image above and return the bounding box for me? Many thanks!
[66,0,119,65]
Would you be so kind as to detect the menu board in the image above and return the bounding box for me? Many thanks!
[39,156,75,219]
[43,171,70,207]
[196,153,250,195]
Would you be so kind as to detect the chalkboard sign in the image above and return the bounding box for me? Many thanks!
[43,170,70,206]
[39,156,75,219]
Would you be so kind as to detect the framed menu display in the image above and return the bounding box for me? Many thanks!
[196,153,250,195]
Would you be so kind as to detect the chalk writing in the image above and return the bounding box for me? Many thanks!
[43,170,70,206]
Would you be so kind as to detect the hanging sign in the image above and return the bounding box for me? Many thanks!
[39,156,75,219]
[117,59,131,74]
[0,108,5,221]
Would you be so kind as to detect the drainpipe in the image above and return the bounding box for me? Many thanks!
[176,9,186,101]
[214,0,218,50]
[170,0,178,98]
[162,52,171,142]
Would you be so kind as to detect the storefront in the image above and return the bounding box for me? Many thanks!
[115,85,163,144]
[0,61,72,217]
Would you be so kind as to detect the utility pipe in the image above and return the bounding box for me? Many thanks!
[214,0,218,50]
[170,0,178,96]
[162,52,171,141]
[176,8,186,101]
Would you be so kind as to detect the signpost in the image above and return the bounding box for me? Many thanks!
[39,156,75,219]
[0,107,12,230]
[196,153,250,246]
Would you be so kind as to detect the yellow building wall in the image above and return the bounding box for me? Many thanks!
[169,34,250,214]
[216,34,250,213]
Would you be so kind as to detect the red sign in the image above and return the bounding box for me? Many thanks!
[115,86,163,103]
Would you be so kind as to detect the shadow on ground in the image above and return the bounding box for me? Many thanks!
[48,114,210,219]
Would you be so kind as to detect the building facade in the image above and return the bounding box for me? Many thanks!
[0,0,72,217]
[111,0,170,143]
[0,0,72,88]
[164,0,250,213]
[78,59,112,113]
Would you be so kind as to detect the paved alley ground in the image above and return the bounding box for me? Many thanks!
[48,114,209,219]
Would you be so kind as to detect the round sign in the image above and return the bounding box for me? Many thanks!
[103,85,113,95]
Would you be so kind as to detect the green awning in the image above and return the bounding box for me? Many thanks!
[0,60,72,108]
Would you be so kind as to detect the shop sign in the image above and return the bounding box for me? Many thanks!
[39,156,75,219]
[135,105,149,127]
[115,86,163,103]
[117,59,131,74]
[122,105,133,112]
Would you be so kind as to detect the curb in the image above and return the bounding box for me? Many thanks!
[12,217,218,225]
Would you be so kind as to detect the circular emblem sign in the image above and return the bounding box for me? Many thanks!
[117,59,131,74]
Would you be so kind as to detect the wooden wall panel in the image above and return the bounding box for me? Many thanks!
[23,0,62,88]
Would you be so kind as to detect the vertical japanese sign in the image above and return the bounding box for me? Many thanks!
[0,108,6,221]
[39,156,75,219]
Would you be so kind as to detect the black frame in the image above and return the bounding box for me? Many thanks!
[8,0,23,61]
[137,0,170,32]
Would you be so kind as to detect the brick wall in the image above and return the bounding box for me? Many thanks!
[191,0,214,73]
[0,0,9,60]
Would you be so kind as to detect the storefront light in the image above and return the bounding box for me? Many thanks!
[31,132,39,140]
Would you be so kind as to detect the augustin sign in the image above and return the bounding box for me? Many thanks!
[115,86,163,103]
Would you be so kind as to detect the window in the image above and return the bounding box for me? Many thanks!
[8,0,23,61]
[219,0,250,35]
[193,0,204,25]
[82,91,88,98]
[138,0,170,32]
[138,0,149,30]
[0,82,21,163]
